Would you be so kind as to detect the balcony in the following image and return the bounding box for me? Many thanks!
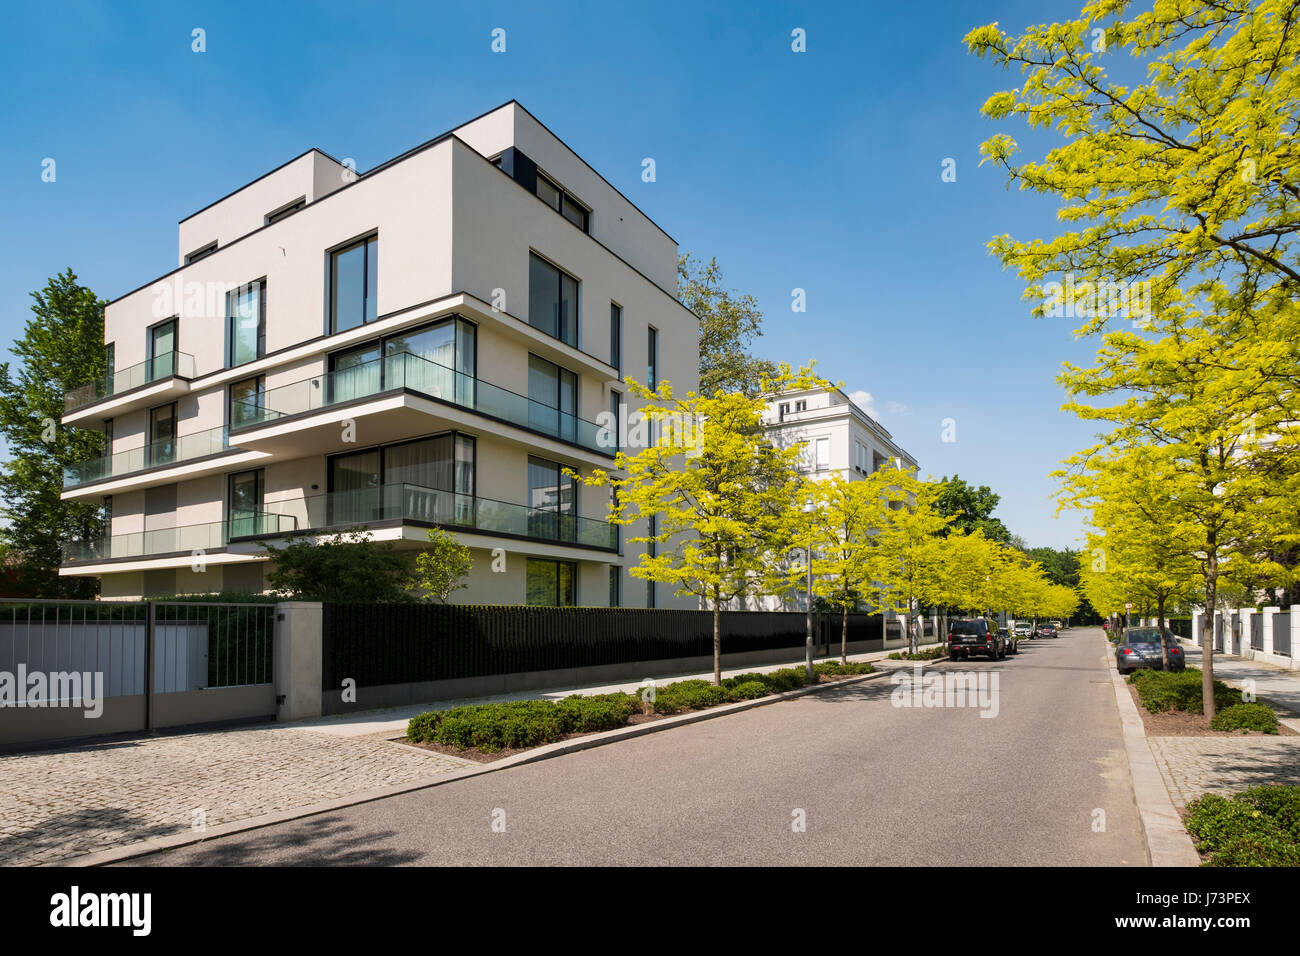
[64,351,197,417]
[241,483,617,552]
[230,351,612,457]
[61,513,296,565]
[63,424,233,489]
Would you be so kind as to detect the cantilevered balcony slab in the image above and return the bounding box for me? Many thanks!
[62,351,196,426]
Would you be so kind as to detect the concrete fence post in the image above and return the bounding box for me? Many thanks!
[274,601,323,722]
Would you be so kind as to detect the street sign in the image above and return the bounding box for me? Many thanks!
[1124,603,1133,610]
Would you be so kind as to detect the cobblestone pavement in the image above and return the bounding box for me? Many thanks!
[1148,735,1300,809]
[0,724,472,866]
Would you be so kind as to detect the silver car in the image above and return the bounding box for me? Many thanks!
[1114,627,1185,674]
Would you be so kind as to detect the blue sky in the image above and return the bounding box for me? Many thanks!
[0,0,1104,548]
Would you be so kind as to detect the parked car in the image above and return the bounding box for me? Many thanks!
[1013,621,1034,640]
[1114,627,1185,674]
[948,617,1007,660]
[1039,623,1058,638]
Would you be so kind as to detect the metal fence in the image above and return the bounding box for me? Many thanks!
[1251,614,1264,651]
[1275,612,1291,657]
[0,600,148,698]
[322,605,895,690]
[153,602,275,689]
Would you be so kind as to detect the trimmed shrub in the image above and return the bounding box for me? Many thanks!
[886,646,947,661]
[761,667,811,693]
[555,692,638,733]
[814,660,875,675]
[1185,787,1300,866]
[1130,668,1242,714]
[651,679,727,714]
[1210,703,1280,734]
[725,680,770,702]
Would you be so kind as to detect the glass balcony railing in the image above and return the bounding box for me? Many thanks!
[231,351,612,455]
[64,351,197,412]
[61,513,297,564]
[240,483,617,551]
[63,424,231,488]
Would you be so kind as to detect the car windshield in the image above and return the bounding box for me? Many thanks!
[950,621,985,635]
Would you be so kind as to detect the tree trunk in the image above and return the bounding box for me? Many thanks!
[713,601,722,686]
[1202,559,1217,721]
[841,605,848,664]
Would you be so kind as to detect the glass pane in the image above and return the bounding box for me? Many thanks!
[536,176,562,211]
[329,345,382,403]
[561,197,586,230]
[610,305,621,370]
[529,255,559,338]
[384,435,453,493]
[526,559,558,606]
[560,274,578,346]
[149,405,175,467]
[228,470,263,537]
[228,283,262,366]
[647,327,658,388]
[365,238,378,323]
[329,450,380,525]
[387,322,455,399]
[558,562,575,606]
[332,243,365,332]
[149,321,176,380]
[528,356,560,436]
[229,377,264,427]
[456,319,477,406]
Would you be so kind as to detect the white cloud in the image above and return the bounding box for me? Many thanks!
[886,400,909,415]
[848,390,876,416]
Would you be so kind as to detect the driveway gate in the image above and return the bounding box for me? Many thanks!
[1274,612,1292,657]
[1250,614,1263,651]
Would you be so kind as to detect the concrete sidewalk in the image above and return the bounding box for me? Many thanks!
[291,643,928,739]
[1179,643,1300,719]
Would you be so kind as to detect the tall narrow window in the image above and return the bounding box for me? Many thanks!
[528,253,578,346]
[104,343,116,394]
[609,566,621,607]
[227,469,264,538]
[528,354,578,442]
[330,235,378,333]
[528,456,576,543]
[647,326,658,390]
[608,390,621,453]
[148,319,177,382]
[229,375,265,428]
[148,403,176,467]
[610,303,622,373]
[227,280,266,368]
[527,558,577,606]
[815,437,830,471]
[102,418,113,455]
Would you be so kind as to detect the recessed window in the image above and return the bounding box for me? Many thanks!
[265,197,305,224]
[528,253,579,347]
[528,354,578,441]
[226,280,266,368]
[147,319,177,381]
[610,303,622,373]
[527,558,577,607]
[228,469,265,537]
[184,242,217,265]
[535,172,589,232]
[229,375,265,428]
[609,566,621,607]
[330,235,378,333]
[528,456,577,543]
[795,400,807,412]
[815,437,830,471]
[647,326,658,390]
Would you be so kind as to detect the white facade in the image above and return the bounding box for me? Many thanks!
[763,386,918,482]
[59,102,699,607]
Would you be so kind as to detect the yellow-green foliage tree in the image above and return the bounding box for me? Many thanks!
[969,0,1300,718]
[872,470,954,653]
[576,363,822,685]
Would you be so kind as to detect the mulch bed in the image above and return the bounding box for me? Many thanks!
[398,670,875,762]
[1126,683,1297,737]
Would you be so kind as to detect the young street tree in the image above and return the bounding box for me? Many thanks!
[577,363,821,685]
[0,270,109,597]
[969,1,1300,719]
[413,526,473,603]
[873,470,953,654]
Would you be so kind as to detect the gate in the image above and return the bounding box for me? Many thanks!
[0,599,275,748]
[1250,614,1263,651]
[1214,614,1224,652]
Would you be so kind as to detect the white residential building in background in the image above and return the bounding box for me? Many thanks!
[764,386,918,482]
[58,101,699,608]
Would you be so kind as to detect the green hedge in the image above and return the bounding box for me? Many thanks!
[1129,668,1242,714]
[1185,786,1300,865]
[887,646,948,661]
[1209,702,1279,734]
[406,661,875,753]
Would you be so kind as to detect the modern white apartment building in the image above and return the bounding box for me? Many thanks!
[763,386,918,481]
[58,101,699,607]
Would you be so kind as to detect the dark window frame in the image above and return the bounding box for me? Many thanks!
[183,241,218,265]
[228,374,266,428]
[610,302,622,374]
[265,196,306,225]
[226,277,267,369]
[328,232,379,334]
[528,251,580,347]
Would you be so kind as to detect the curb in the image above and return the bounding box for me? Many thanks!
[54,663,918,867]
[1104,636,1201,867]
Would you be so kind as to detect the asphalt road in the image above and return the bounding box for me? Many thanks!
[125,627,1147,866]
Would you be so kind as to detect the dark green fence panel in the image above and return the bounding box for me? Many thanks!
[322,605,889,690]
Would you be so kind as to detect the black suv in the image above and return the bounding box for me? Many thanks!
[948,618,1007,660]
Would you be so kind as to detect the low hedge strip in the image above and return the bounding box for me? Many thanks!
[1184,785,1300,866]
[1128,668,1242,714]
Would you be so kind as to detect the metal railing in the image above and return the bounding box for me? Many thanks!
[231,350,611,454]
[243,483,617,550]
[64,350,197,412]
[63,424,231,488]
[62,512,297,564]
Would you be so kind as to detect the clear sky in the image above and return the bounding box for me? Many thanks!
[0,0,1105,549]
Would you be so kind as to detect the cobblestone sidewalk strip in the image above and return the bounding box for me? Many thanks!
[0,724,473,867]
[1147,735,1300,809]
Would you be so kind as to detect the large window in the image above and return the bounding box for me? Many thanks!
[527,558,577,607]
[534,172,590,232]
[328,318,476,405]
[528,354,577,441]
[528,253,578,346]
[330,235,378,333]
[148,319,177,381]
[148,403,176,467]
[228,469,264,537]
[610,303,622,373]
[527,456,576,543]
[328,433,475,527]
[229,375,265,428]
[227,279,266,368]
[647,326,658,390]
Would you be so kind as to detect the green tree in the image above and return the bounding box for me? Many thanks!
[678,253,778,398]
[0,269,109,597]
[262,528,416,603]
[413,527,473,603]
[931,475,1011,543]
[577,363,820,684]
